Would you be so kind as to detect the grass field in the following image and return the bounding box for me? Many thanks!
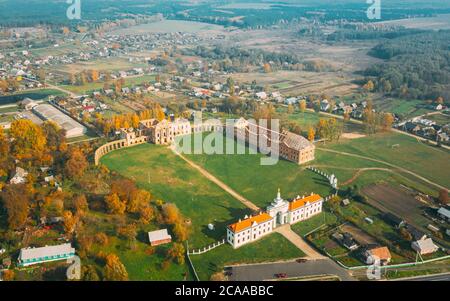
[321,132,450,190]
[59,74,156,95]
[111,20,225,35]
[183,132,333,208]
[101,143,251,248]
[190,233,304,280]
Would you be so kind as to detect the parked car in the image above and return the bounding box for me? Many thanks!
[296,258,307,263]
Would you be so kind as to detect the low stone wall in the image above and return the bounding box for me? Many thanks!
[94,136,148,165]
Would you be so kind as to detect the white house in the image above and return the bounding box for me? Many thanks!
[227,212,274,249]
[411,238,439,255]
[227,190,323,248]
[10,167,28,184]
[255,92,267,100]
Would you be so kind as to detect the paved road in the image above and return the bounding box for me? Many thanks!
[274,224,325,260]
[399,273,450,281]
[227,259,355,281]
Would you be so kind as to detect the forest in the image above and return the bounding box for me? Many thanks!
[364,30,450,101]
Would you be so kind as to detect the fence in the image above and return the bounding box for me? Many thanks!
[188,239,226,255]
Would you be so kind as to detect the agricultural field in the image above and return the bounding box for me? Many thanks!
[58,74,156,95]
[190,233,304,281]
[51,57,147,76]
[110,20,227,35]
[320,132,450,191]
[426,113,450,126]
[373,97,432,119]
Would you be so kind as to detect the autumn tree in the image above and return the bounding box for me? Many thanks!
[307,127,315,142]
[64,147,88,179]
[173,221,190,242]
[95,232,109,246]
[1,270,15,281]
[111,179,138,204]
[10,119,46,160]
[104,253,128,281]
[42,121,66,153]
[381,113,394,131]
[263,63,272,73]
[287,104,294,114]
[363,100,376,134]
[81,265,100,281]
[63,210,77,234]
[1,184,30,229]
[73,194,89,215]
[127,189,151,214]
[104,193,126,215]
[118,224,137,248]
[363,80,374,92]
[162,203,181,224]
[0,127,9,177]
[299,100,306,113]
[438,189,449,205]
[139,205,155,224]
[167,243,185,265]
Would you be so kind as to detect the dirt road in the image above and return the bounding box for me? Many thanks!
[318,148,449,191]
[170,146,260,211]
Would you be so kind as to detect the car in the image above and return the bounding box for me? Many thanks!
[275,273,287,279]
[296,259,307,263]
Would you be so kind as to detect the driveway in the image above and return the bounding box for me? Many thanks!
[227,258,355,281]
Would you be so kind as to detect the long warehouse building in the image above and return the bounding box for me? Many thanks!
[32,104,87,138]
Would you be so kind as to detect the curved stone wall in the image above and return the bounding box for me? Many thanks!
[94,136,148,165]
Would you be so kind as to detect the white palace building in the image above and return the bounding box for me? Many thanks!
[227,189,323,248]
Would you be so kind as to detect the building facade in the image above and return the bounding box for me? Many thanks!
[227,190,323,248]
[233,118,315,165]
[18,243,75,267]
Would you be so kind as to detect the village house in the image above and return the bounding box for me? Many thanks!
[437,207,450,222]
[227,190,323,248]
[411,238,439,255]
[364,246,392,266]
[18,243,75,267]
[10,167,29,184]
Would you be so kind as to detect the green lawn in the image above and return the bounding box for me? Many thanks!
[100,143,251,248]
[184,132,333,208]
[322,132,450,190]
[291,211,338,237]
[190,233,304,280]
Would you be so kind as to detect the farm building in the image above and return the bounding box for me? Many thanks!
[437,207,450,222]
[148,229,172,246]
[18,243,75,267]
[32,104,87,138]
